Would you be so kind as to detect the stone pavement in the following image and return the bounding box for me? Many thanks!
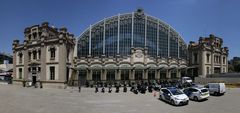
[0,85,240,113]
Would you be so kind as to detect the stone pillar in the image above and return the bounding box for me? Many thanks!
[13,51,17,80]
[129,70,132,80]
[130,70,135,80]
[220,55,223,73]
[185,68,188,76]
[144,69,148,80]
[58,43,67,82]
[166,69,171,79]
[201,51,206,77]
[23,48,29,81]
[31,52,34,61]
[87,70,92,80]
[40,46,46,81]
[211,52,214,74]
[155,69,160,80]
[116,70,121,80]
[177,69,181,78]
[226,55,228,72]
[76,71,79,85]
[101,69,106,81]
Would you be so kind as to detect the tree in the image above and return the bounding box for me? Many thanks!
[228,64,235,72]
[235,64,240,72]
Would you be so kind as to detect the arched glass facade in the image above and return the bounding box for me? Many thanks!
[77,10,188,60]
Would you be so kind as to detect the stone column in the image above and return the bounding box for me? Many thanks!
[101,69,106,81]
[23,48,29,81]
[58,43,67,82]
[144,69,148,80]
[40,46,46,81]
[226,55,228,72]
[155,69,160,80]
[166,69,171,79]
[211,52,214,74]
[116,70,121,81]
[87,70,92,80]
[220,55,223,73]
[131,70,135,80]
[177,69,181,78]
[13,51,17,80]
[201,51,206,77]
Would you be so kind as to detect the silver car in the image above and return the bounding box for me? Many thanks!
[183,86,210,101]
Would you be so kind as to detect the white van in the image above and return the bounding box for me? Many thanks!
[181,77,192,84]
[206,83,226,95]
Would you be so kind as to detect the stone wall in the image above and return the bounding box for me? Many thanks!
[195,77,240,84]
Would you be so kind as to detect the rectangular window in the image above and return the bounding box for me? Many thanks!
[50,49,55,59]
[38,51,41,59]
[33,51,37,60]
[50,66,55,80]
[19,68,22,79]
[223,57,226,64]
[194,53,198,64]
[19,55,22,64]
[207,67,210,74]
[28,52,31,61]
[207,54,210,63]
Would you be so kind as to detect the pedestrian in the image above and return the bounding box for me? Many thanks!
[101,87,105,93]
[79,85,81,92]
[95,85,99,93]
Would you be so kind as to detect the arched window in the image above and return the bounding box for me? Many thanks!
[38,50,41,59]
[49,46,56,60]
[33,50,37,60]
[28,52,31,61]
[18,52,23,64]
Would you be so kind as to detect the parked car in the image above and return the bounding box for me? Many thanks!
[205,83,226,95]
[159,87,189,106]
[183,86,210,101]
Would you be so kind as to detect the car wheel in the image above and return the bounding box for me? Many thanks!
[194,96,198,101]
[214,92,217,95]
[159,95,162,100]
[171,99,175,105]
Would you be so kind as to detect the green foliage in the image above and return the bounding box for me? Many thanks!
[228,64,235,72]
[229,59,240,72]
[234,64,240,72]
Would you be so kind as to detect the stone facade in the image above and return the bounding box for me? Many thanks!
[188,34,229,78]
[76,47,188,85]
[12,22,75,88]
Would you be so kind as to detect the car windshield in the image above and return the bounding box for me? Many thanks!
[201,89,208,93]
[169,89,183,95]
[186,78,191,80]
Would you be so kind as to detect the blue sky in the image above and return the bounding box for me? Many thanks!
[0,0,239,59]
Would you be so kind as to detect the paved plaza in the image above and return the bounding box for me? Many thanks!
[0,85,240,113]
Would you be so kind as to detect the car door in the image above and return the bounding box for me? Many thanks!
[163,90,171,101]
[161,89,167,100]
[187,88,195,99]
[183,88,190,96]
[191,88,199,98]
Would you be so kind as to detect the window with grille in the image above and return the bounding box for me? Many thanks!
[50,66,55,80]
